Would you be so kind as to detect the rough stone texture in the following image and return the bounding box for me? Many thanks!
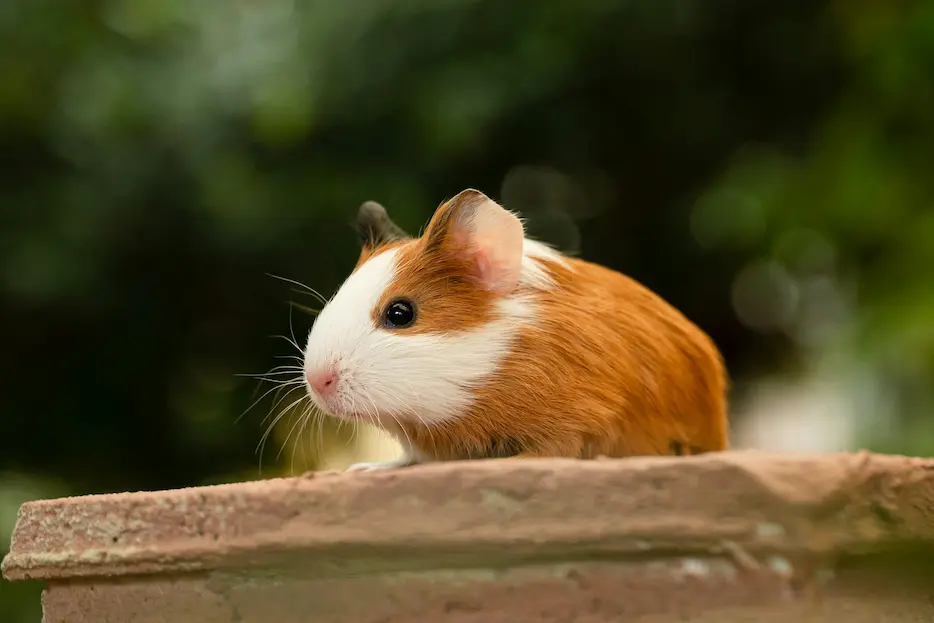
[4,450,934,622]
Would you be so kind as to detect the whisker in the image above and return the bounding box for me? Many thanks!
[258,392,308,471]
[277,404,307,465]
[358,394,379,429]
[275,354,305,363]
[293,405,313,474]
[360,392,420,461]
[288,299,300,358]
[268,334,304,355]
[237,364,304,375]
[263,384,307,425]
[314,409,326,461]
[257,409,289,473]
[360,391,407,449]
[235,377,302,425]
[265,272,329,306]
[288,301,321,317]
[347,396,360,446]
[239,374,305,385]
[235,368,303,379]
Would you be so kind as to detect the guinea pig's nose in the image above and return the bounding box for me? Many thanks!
[307,368,339,397]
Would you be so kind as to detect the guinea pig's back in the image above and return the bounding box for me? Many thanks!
[493,254,730,457]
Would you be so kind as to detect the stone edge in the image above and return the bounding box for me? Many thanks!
[3,451,934,581]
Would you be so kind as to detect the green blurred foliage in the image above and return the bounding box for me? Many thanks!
[2,1,933,620]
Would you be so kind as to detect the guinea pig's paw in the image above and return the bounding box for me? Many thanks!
[344,460,404,473]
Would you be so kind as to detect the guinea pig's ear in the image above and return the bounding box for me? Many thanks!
[355,201,411,248]
[424,189,525,295]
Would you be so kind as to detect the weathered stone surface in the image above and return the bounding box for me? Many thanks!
[4,451,934,622]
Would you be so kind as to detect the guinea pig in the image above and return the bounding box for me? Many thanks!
[302,189,729,471]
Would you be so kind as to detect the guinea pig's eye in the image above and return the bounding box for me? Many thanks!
[384,299,416,329]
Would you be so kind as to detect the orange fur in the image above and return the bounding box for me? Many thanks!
[357,196,730,461]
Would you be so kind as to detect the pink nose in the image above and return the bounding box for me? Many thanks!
[307,368,338,397]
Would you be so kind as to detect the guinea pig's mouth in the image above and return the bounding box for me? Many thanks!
[303,364,393,426]
[305,388,371,423]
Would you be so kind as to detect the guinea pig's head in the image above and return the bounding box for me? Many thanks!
[302,189,539,426]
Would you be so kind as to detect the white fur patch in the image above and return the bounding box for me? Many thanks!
[521,238,569,290]
[303,238,570,425]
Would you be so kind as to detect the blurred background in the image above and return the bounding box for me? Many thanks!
[2,0,933,619]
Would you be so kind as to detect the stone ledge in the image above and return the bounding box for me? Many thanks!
[4,451,934,622]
